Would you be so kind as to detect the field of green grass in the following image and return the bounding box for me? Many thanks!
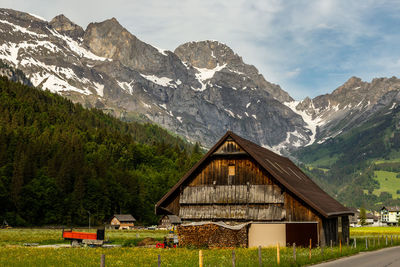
[306,165,330,173]
[372,171,400,199]
[375,158,400,164]
[0,228,400,266]
[351,226,400,236]
[0,241,396,267]
[0,229,167,246]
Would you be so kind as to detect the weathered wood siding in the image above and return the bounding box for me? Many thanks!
[342,216,350,243]
[284,192,323,245]
[180,185,284,204]
[180,205,285,220]
[214,139,245,154]
[322,218,338,246]
[163,139,344,247]
[187,158,275,186]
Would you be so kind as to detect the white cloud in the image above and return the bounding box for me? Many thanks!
[285,68,301,78]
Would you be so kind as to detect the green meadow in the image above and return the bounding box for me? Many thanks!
[1,228,400,266]
[373,171,400,199]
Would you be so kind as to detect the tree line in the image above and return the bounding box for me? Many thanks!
[0,76,203,226]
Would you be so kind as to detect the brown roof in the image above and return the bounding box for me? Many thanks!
[382,206,400,212]
[167,215,182,224]
[156,131,353,218]
[113,214,136,222]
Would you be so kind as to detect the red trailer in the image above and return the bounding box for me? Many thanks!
[62,229,105,246]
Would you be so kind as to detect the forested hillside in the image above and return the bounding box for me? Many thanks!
[0,76,203,226]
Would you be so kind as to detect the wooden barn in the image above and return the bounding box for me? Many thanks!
[110,214,136,230]
[159,215,182,229]
[156,131,353,247]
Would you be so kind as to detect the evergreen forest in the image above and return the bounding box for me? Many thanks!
[0,76,203,226]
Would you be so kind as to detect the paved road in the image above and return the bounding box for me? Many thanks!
[312,246,400,267]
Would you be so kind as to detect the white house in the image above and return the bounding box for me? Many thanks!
[381,206,400,225]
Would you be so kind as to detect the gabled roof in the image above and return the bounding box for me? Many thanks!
[156,131,353,218]
[382,206,400,212]
[113,214,136,222]
[167,215,182,224]
[348,207,359,214]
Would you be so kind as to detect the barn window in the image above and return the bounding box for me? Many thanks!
[228,165,235,176]
[228,164,235,185]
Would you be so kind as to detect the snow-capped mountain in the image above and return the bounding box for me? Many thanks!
[2,8,400,153]
[0,8,317,150]
[285,76,400,145]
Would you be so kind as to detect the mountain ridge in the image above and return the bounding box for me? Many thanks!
[0,8,313,150]
[3,8,400,212]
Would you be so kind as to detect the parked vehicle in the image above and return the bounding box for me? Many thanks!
[62,228,105,246]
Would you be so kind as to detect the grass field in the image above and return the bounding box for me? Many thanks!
[0,229,167,246]
[0,241,396,267]
[351,226,400,236]
[373,171,400,199]
[375,158,400,164]
[0,228,400,266]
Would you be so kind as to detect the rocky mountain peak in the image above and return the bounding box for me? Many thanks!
[83,18,187,79]
[0,8,309,151]
[332,76,364,95]
[175,40,293,102]
[174,40,239,69]
[49,14,84,39]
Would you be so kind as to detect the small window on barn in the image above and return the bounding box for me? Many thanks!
[228,164,235,185]
[228,165,235,176]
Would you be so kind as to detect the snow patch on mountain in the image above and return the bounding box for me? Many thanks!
[48,28,109,61]
[92,82,104,97]
[28,13,47,21]
[41,73,92,95]
[193,63,227,91]
[140,74,174,87]
[153,46,168,56]
[224,108,235,117]
[284,101,324,146]
[117,80,134,94]
[0,19,47,37]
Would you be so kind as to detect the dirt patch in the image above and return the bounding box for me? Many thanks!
[137,237,156,246]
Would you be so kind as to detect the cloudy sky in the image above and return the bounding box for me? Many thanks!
[3,0,400,99]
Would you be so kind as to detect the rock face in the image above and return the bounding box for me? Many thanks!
[0,8,314,151]
[49,15,84,39]
[0,61,32,86]
[287,76,400,144]
[83,18,189,80]
[5,8,400,152]
[174,41,293,103]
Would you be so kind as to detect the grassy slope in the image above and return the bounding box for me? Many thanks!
[373,171,400,199]
[294,102,400,208]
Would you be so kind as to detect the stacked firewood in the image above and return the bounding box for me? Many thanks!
[177,224,247,248]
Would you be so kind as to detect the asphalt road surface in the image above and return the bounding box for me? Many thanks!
[312,246,400,267]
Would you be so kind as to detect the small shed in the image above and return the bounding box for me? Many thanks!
[159,215,182,228]
[348,208,359,227]
[110,214,136,230]
[1,219,10,229]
